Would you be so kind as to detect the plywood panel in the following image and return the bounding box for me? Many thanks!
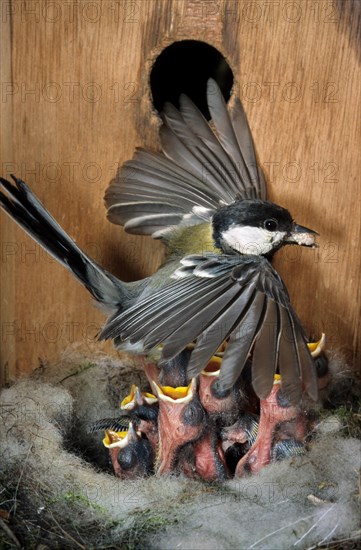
[1,0,360,384]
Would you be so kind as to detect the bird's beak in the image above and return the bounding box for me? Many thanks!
[201,355,222,377]
[307,333,326,358]
[103,429,129,449]
[103,423,141,449]
[120,384,157,409]
[120,384,137,409]
[151,378,196,404]
[286,223,319,247]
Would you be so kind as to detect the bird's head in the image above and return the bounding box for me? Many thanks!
[212,199,318,257]
[103,423,154,478]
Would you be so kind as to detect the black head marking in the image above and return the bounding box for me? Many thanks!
[212,199,293,250]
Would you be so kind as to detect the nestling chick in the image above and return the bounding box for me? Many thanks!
[103,423,154,478]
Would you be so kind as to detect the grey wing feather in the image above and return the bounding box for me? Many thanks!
[158,281,246,360]
[88,417,131,433]
[99,254,317,402]
[161,102,238,202]
[216,291,267,389]
[251,299,280,399]
[206,79,264,199]
[186,286,256,374]
[105,79,265,239]
[101,275,232,343]
[279,304,318,402]
[179,94,243,197]
[230,96,267,200]
[277,308,303,404]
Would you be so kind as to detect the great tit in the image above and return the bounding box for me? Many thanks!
[0,79,319,405]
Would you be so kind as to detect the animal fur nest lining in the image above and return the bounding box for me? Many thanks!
[0,351,360,549]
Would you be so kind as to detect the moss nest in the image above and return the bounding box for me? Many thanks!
[0,350,360,549]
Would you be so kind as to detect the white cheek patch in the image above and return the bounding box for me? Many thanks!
[222,226,287,255]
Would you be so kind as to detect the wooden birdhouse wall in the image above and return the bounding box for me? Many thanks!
[1,0,360,385]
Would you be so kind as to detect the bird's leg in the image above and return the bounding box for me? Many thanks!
[235,375,306,476]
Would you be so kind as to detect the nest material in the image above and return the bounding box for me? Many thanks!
[0,350,360,549]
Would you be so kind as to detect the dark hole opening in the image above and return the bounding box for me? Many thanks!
[150,40,234,120]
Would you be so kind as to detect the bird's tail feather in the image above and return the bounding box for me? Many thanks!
[0,175,126,307]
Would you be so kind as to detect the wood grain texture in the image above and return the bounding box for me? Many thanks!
[0,0,15,387]
[0,0,360,383]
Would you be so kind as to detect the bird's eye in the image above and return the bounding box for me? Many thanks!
[264,219,278,231]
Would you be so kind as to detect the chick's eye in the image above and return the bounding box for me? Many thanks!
[264,219,278,231]
[182,401,205,426]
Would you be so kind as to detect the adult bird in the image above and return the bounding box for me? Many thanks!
[0,79,319,404]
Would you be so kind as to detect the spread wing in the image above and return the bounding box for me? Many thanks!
[100,255,317,404]
[105,79,266,240]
